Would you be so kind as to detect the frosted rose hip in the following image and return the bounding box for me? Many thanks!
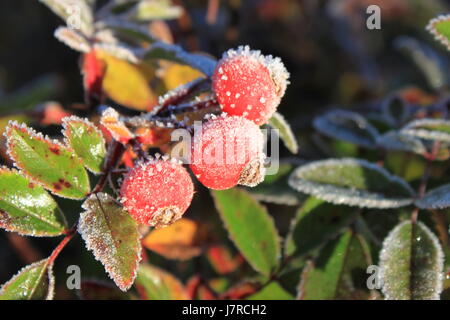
[190,115,266,190]
[212,46,289,125]
[120,160,194,228]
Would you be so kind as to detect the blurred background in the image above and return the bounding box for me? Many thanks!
[1,0,450,299]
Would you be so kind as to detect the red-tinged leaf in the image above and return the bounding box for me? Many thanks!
[78,193,142,291]
[0,167,67,236]
[206,245,244,275]
[186,276,217,300]
[221,282,259,300]
[62,116,106,174]
[82,50,106,104]
[135,264,189,300]
[78,280,133,300]
[0,259,54,300]
[5,122,90,199]
[100,107,135,144]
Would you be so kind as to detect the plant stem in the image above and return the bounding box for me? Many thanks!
[48,225,77,264]
[91,140,125,194]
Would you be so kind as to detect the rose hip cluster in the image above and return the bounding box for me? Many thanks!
[120,46,289,228]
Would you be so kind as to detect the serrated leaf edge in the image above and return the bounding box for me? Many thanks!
[426,14,450,50]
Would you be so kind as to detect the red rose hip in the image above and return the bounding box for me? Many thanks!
[190,115,266,190]
[120,159,194,228]
[212,46,289,125]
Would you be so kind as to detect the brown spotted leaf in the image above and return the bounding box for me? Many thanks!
[78,193,141,291]
[5,122,90,199]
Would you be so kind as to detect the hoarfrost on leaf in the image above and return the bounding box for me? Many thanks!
[401,119,450,143]
[415,184,450,209]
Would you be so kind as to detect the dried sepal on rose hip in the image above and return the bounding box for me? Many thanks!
[120,158,194,228]
[212,45,290,125]
[190,115,266,190]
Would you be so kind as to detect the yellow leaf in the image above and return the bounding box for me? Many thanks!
[162,64,204,90]
[95,50,157,111]
[142,218,204,260]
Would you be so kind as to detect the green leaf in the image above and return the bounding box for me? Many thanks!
[247,282,294,300]
[285,197,358,257]
[62,116,106,174]
[247,163,305,206]
[427,15,450,51]
[98,20,156,44]
[376,131,426,155]
[313,110,379,149]
[131,0,183,21]
[380,221,444,300]
[5,122,90,199]
[143,42,217,76]
[39,0,94,36]
[268,112,299,154]
[401,119,450,143]
[298,230,372,300]
[135,264,188,300]
[78,193,142,291]
[288,158,415,209]
[212,188,280,276]
[0,167,67,236]
[0,259,54,300]
[416,184,450,209]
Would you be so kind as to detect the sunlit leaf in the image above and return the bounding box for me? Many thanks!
[285,197,358,257]
[268,112,299,154]
[143,42,217,76]
[288,158,415,209]
[142,218,203,260]
[401,119,450,143]
[39,0,94,36]
[313,110,379,148]
[5,122,90,199]
[298,230,372,300]
[212,188,280,276]
[427,15,450,51]
[78,193,142,291]
[54,26,91,53]
[380,221,444,300]
[95,50,157,111]
[0,167,66,236]
[100,107,135,144]
[135,264,188,300]
[162,64,204,91]
[416,184,450,209]
[131,0,183,21]
[62,116,106,174]
[0,259,54,300]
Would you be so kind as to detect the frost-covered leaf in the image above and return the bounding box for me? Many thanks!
[78,193,142,291]
[135,264,188,300]
[380,221,444,300]
[62,116,106,174]
[381,95,409,127]
[395,36,447,90]
[142,218,203,261]
[0,167,66,236]
[39,0,94,36]
[97,19,156,44]
[298,230,372,300]
[313,110,379,148]
[129,0,183,21]
[95,50,157,111]
[94,43,142,64]
[212,188,280,276]
[100,107,135,144]
[285,197,358,257]
[143,42,217,76]
[401,119,450,143]
[248,163,305,206]
[54,26,91,53]
[268,112,299,154]
[376,131,427,155]
[288,158,415,209]
[416,184,450,209]
[427,15,450,51]
[79,280,133,300]
[0,259,54,300]
[5,122,90,199]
